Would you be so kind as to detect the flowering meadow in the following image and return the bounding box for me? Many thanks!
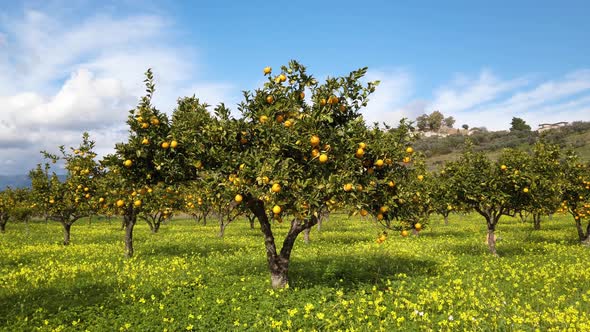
[1,213,589,331]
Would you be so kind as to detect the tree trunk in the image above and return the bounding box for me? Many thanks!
[533,213,541,230]
[444,214,449,225]
[248,215,256,230]
[153,221,160,233]
[486,222,498,256]
[124,207,137,258]
[303,227,311,244]
[316,218,322,232]
[548,214,553,220]
[0,221,6,233]
[582,221,590,245]
[62,222,71,245]
[575,220,585,242]
[219,222,227,238]
[248,198,315,288]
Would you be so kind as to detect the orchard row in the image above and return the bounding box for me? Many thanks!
[1,61,589,287]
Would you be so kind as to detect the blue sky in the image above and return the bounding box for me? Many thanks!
[0,0,589,174]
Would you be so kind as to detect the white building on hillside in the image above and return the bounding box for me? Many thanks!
[538,122,568,132]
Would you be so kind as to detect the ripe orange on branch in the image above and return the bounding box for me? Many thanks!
[272,205,282,214]
[271,183,281,193]
[310,135,320,147]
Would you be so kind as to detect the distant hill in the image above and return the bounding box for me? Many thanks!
[416,121,590,170]
[0,175,32,189]
[0,174,67,190]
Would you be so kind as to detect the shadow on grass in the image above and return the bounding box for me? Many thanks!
[0,282,118,325]
[415,229,471,238]
[142,240,246,258]
[289,254,438,289]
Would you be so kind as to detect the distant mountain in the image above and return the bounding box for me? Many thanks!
[0,174,67,189]
[0,175,31,189]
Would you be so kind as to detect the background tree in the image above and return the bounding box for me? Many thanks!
[30,133,101,245]
[523,142,563,230]
[101,69,191,257]
[560,151,590,244]
[430,168,465,225]
[445,145,531,255]
[427,111,444,131]
[416,114,429,131]
[510,117,532,132]
[0,188,16,233]
[462,124,469,130]
[443,116,455,128]
[138,183,182,233]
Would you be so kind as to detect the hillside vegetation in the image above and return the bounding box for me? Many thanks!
[416,121,590,170]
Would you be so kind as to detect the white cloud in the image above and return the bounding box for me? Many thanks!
[361,69,415,125]
[409,69,590,130]
[0,8,235,174]
[429,70,529,113]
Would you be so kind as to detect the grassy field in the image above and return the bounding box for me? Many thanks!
[1,213,589,331]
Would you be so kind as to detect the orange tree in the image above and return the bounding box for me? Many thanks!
[100,69,192,257]
[522,141,563,230]
[169,96,250,237]
[335,122,431,236]
[29,133,102,245]
[169,61,423,287]
[29,163,53,223]
[560,150,590,244]
[430,166,469,225]
[180,181,213,225]
[444,145,532,256]
[0,188,17,233]
[9,188,34,226]
[137,183,182,233]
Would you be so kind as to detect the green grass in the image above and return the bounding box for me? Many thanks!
[1,213,590,331]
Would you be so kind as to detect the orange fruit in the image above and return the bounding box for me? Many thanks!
[271,183,281,193]
[355,148,365,158]
[310,135,320,146]
[272,205,282,214]
[235,194,243,203]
